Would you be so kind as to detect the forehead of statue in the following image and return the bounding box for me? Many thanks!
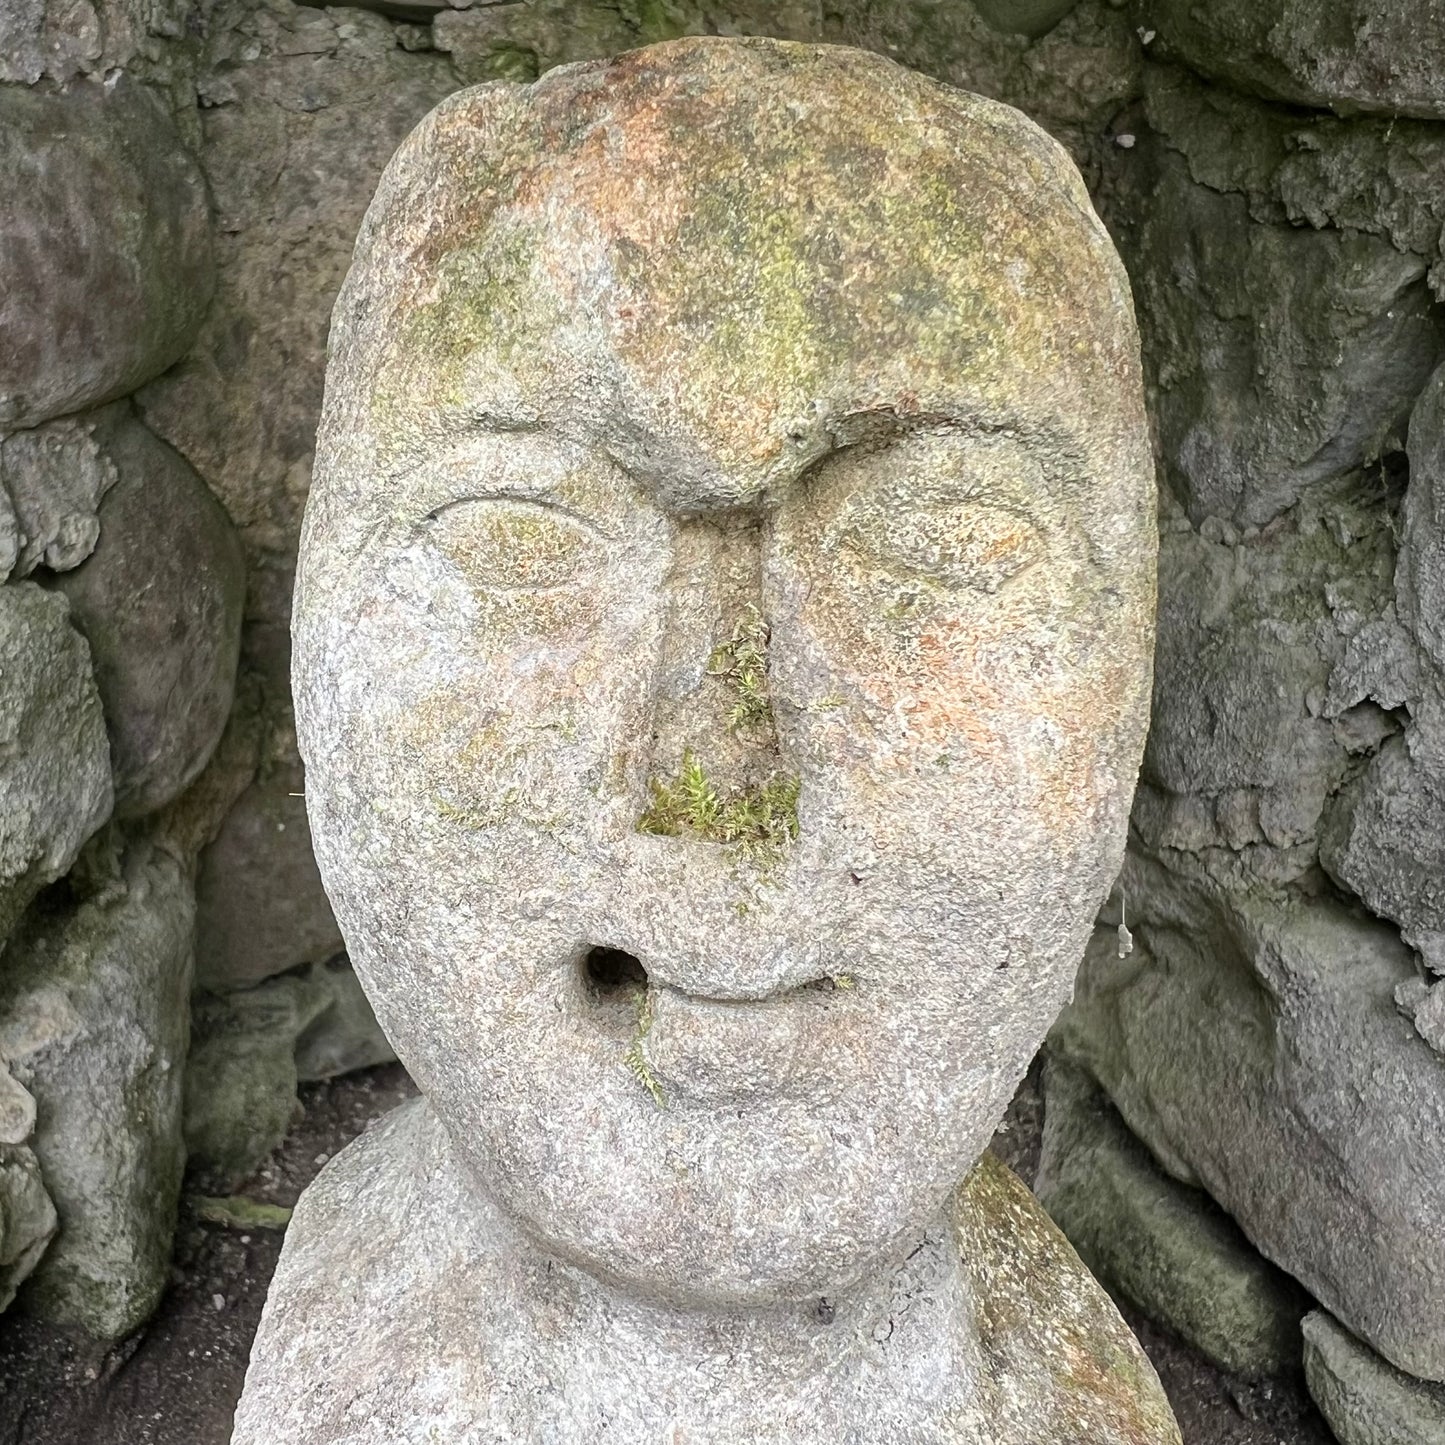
[324,38,1143,537]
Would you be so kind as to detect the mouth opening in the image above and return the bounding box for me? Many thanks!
[583,945,649,995]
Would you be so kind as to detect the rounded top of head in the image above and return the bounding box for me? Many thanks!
[313,35,1146,529]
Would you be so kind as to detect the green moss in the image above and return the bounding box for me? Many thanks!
[624,991,666,1109]
[196,1195,293,1232]
[376,223,544,429]
[637,751,800,872]
[707,603,773,735]
[435,792,564,836]
[483,45,541,83]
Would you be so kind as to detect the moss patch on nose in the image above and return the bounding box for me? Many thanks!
[707,602,774,738]
[637,750,800,874]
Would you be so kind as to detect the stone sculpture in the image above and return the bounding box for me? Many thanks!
[236,37,1167,1444]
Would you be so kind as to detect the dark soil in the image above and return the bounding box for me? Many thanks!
[0,1064,1335,1445]
[0,1065,418,1445]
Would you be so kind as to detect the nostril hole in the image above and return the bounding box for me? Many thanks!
[583,946,648,994]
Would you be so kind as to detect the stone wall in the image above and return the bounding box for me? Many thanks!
[1,2,1442,1435]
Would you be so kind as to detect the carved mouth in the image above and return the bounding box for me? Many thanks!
[578,944,856,1107]
[579,944,841,1010]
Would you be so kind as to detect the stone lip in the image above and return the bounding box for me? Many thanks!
[640,976,864,1105]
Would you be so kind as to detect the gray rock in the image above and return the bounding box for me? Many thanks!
[0,402,126,581]
[193,761,342,992]
[251,36,1163,1442]
[294,959,396,1084]
[0,1145,56,1315]
[1323,363,1445,974]
[0,0,191,85]
[49,413,245,819]
[1054,856,1445,1383]
[1120,142,1439,528]
[1146,0,1445,120]
[184,957,395,1187]
[973,0,1080,39]
[1304,1311,1445,1445]
[0,1065,37,1147]
[1138,69,1445,284]
[1134,508,1382,883]
[1396,977,1445,1055]
[1036,1054,1308,1379]
[0,844,193,1339]
[0,583,112,949]
[0,79,212,432]
[138,1,457,568]
[184,969,333,1187]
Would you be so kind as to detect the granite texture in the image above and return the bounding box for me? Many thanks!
[241,35,1163,1443]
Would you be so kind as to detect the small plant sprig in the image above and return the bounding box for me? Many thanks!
[708,604,773,736]
[624,991,666,1110]
[637,751,800,873]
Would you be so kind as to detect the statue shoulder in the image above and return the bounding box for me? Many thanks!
[950,1152,1181,1445]
[232,1099,515,1445]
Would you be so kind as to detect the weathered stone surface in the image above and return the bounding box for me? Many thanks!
[0,402,126,581]
[184,969,332,1187]
[0,1065,37,1147]
[0,0,190,84]
[193,759,342,992]
[1322,362,1445,975]
[0,79,212,432]
[1304,1311,1445,1445]
[830,0,1143,177]
[0,584,112,949]
[1117,139,1439,528]
[50,413,245,819]
[0,844,193,1339]
[237,1106,1180,1444]
[0,1145,56,1315]
[1146,0,1445,120]
[1132,484,1396,891]
[294,959,395,1083]
[1396,977,1445,1055]
[1036,1055,1307,1379]
[1053,857,1445,1383]
[1138,70,1445,292]
[433,0,822,84]
[136,3,458,977]
[246,36,1160,1441]
[958,1151,1181,1445]
[184,956,394,1187]
[973,0,1080,40]
[139,1,456,568]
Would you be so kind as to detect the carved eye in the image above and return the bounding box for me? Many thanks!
[845,499,1044,595]
[427,497,605,591]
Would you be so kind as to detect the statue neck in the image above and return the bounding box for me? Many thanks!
[470,1168,988,1433]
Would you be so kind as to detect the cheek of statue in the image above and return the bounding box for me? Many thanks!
[766,434,1106,859]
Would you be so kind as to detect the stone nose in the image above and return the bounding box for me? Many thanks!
[639,513,792,836]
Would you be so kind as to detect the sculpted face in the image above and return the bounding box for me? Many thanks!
[294,40,1154,1307]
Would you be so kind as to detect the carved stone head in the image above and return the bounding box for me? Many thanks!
[294,38,1154,1309]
